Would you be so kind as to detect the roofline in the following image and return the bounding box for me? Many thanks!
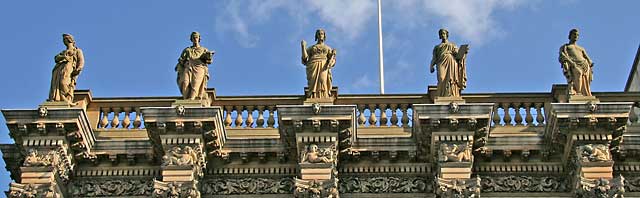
[625,44,640,92]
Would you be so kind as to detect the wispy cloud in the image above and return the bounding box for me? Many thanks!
[214,0,376,48]
[387,0,535,45]
[351,74,376,91]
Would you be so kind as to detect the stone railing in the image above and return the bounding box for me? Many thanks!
[82,91,640,130]
[86,97,176,130]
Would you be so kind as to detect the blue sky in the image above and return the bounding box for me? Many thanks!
[0,0,639,190]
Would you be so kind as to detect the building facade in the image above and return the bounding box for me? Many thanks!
[1,41,640,198]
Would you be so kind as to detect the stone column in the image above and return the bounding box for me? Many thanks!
[545,102,632,197]
[142,102,225,198]
[278,104,355,198]
[414,102,493,198]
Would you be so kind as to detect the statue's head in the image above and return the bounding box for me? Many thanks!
[438,29,449,40]
[62,33,76,47]
[569,29,579,42]
[309,144,318,152]
[190,31,201,43]
[315,29,326,42]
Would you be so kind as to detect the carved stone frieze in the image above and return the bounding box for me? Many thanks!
[576,175,624,198]
[338,176,429,193]
[294,178,338,198]
[577,144,611,162]
[153,180,200,198]
[70,179,153,197]
[436,176,481,198]
[480,175,567,192]
[22,149,72,183]
[202,178,294,195]
[8,183,55,198]
[162,145,203,167]
[624,175,640,192]
[438,143,473,162]
[300,144,335,164]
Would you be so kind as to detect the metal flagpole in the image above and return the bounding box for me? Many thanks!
[377,0,385,94]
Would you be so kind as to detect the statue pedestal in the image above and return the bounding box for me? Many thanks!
[39,101,71,108]
[568,95,600,103]
[303,87,338,105]
[172,99,208,107]
[434,96,466,105]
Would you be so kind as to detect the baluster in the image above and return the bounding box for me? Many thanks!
[514,103,523,126]
[368,104,378,127]
[245,106,255,128]
[492,104,501,126]
[535,103,544,126]
[379,104,388,127]
[357,105,366,127]
[224,106,233,127]
[122,107,131,129]
[524,103,533,126]
[267,106,276,128]
[256,106,265,128]
[111,107,121,128]
[99,107,109,128]
[501,103,512,126]
[390,104,399,127]
[234,106,244,128]
[133,107,142,129]
[401,104,410,127]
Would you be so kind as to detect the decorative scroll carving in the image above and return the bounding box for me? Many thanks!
[22,149,71,182]
[436,177,481,198]
[202,178,294,195]
[481,176,567,192]
[153,180,200,198]
[9,183,41,198]
[301,144,335,164]
[438,143,473,162]
[71,179,153,197]
[578,144,611,162]
[577,176,624,198]
[294,178,338,198]
[624,175,640,192]
[338,176,429,193]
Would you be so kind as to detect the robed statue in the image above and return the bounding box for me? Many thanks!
[429,29,468,97]
[48,34,84,104]
[559,29,594,97]
[301,29,337,99]
[176,31,214,100]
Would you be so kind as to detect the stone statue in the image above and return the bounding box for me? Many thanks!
[48,33,84,104]
[162,146,199,166]
[176,32,214,100]
[301,144,334,164]
[439,143,473,162]
[301,29,337,99]
[559,29,594,97]
[429,29,468,97]
[579,144,610,162]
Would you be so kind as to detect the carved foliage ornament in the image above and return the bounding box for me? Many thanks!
[624,175,640,192]
[162,145,204,167]
[577,176,624,198]
[481,176,567,192]
[436,177,481,198]
[71,179,153,197]
[153,180,200,198]
[22,149,71,182]
[202,178,294,195]
[8,183,53,198]
[294,178,338,198]
[338,176,429,193]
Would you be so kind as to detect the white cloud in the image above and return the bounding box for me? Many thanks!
[214,0,376,48]
[352,74,376,90]
[387,0,534,45]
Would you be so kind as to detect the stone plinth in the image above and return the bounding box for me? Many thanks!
[433,96,466,105]
[438,162,473,179]
[172,99,209,107]
[299,163,333,180]
[161,165,197,182]
[578,161,614,179]
[568,95,600,103]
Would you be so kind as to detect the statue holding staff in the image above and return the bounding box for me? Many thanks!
[559,28,594,97]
